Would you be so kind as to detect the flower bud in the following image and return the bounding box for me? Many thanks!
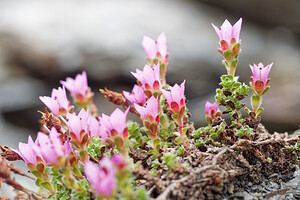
[205,101,221,125]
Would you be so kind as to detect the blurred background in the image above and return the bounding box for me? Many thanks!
[0,0,300,196]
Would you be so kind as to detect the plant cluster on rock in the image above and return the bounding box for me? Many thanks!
[0,18,299,200]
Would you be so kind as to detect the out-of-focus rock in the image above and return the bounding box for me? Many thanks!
[0,0,299,133]
[198,0,300,36]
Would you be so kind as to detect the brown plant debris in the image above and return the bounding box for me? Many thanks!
[0,145,22,161]
[100,88,128,108]
[132,123,300,200]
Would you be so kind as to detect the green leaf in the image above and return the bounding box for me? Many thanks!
[148,150,156,155]
[174,137,184,144]
[41,181,54,193]
[135,188,148,200]
[213,142,221,147]
[256,107,264,116]
[251,95,261,112]
[232,43,240,56]
[195,138,204,146]
[176,146,185,156]
[221,74,234,82]
[31,170,42,179]
[132,144,140,149]
[159,128,169,137]
[231,58,239,68]
[35,178,42,187]
[192,129,203,138]
[155,144,161,153]
[181,127,188,137]
[244,107,251,114]
[169,122,176,130]
[224,50,234,61]
[153,138,160,147]
[160,114,169,128]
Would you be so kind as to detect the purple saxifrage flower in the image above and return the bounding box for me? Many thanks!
[250,63,273,96]
[84,157,116,197]
[123,85,147,106]
[18,136,43,166]
[134,96,159,124]
[60,71,93,105]
[112,154,127,172]
[39,87,71,116]
[63,108,90,149]
[205,101,221,125]
[134,96,160,139]
[131,63,161,96]
[142,32,167,61]
[100,108,129,139]
[212,18,242,51]
[160,80,186,114]
[36,127,71,166]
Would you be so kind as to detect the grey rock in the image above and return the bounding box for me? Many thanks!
[197,0,300,36]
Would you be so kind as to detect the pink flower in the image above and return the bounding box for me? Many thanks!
[160,80,186,113]
[88,116,102,137]
[36,128,71,165]
[250,63,273,95]
[100,108,129,139]
[134,96,159,123]
[123,85,147,106]
[142,32,167,61]
[112,154,126,172]
[131,63,161,95]
[84,157,116,197]
[18,136,43,166]
[39,87,71,116]
[205,101,221,125]
[64,108,89,145]
[212,18,242,51]
[60,71,92,103]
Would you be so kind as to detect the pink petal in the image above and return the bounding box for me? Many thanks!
[212,23,221,40]
[142,36,157,60]
[146,96,158,118]
[232,18,242,41]
[220,19,233,44]
[134,104,147,120]
[157,32,167,58]
[84,161,100,185]
[39,96,60,116]
[160,89,173,104]
[67,114,82,139]
[109,108,128,135]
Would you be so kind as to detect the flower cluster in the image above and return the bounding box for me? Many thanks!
[212,18,272,118]
[0,17,280,200]
[16,70,132,198]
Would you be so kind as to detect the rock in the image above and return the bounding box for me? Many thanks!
[197,0,300,36]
